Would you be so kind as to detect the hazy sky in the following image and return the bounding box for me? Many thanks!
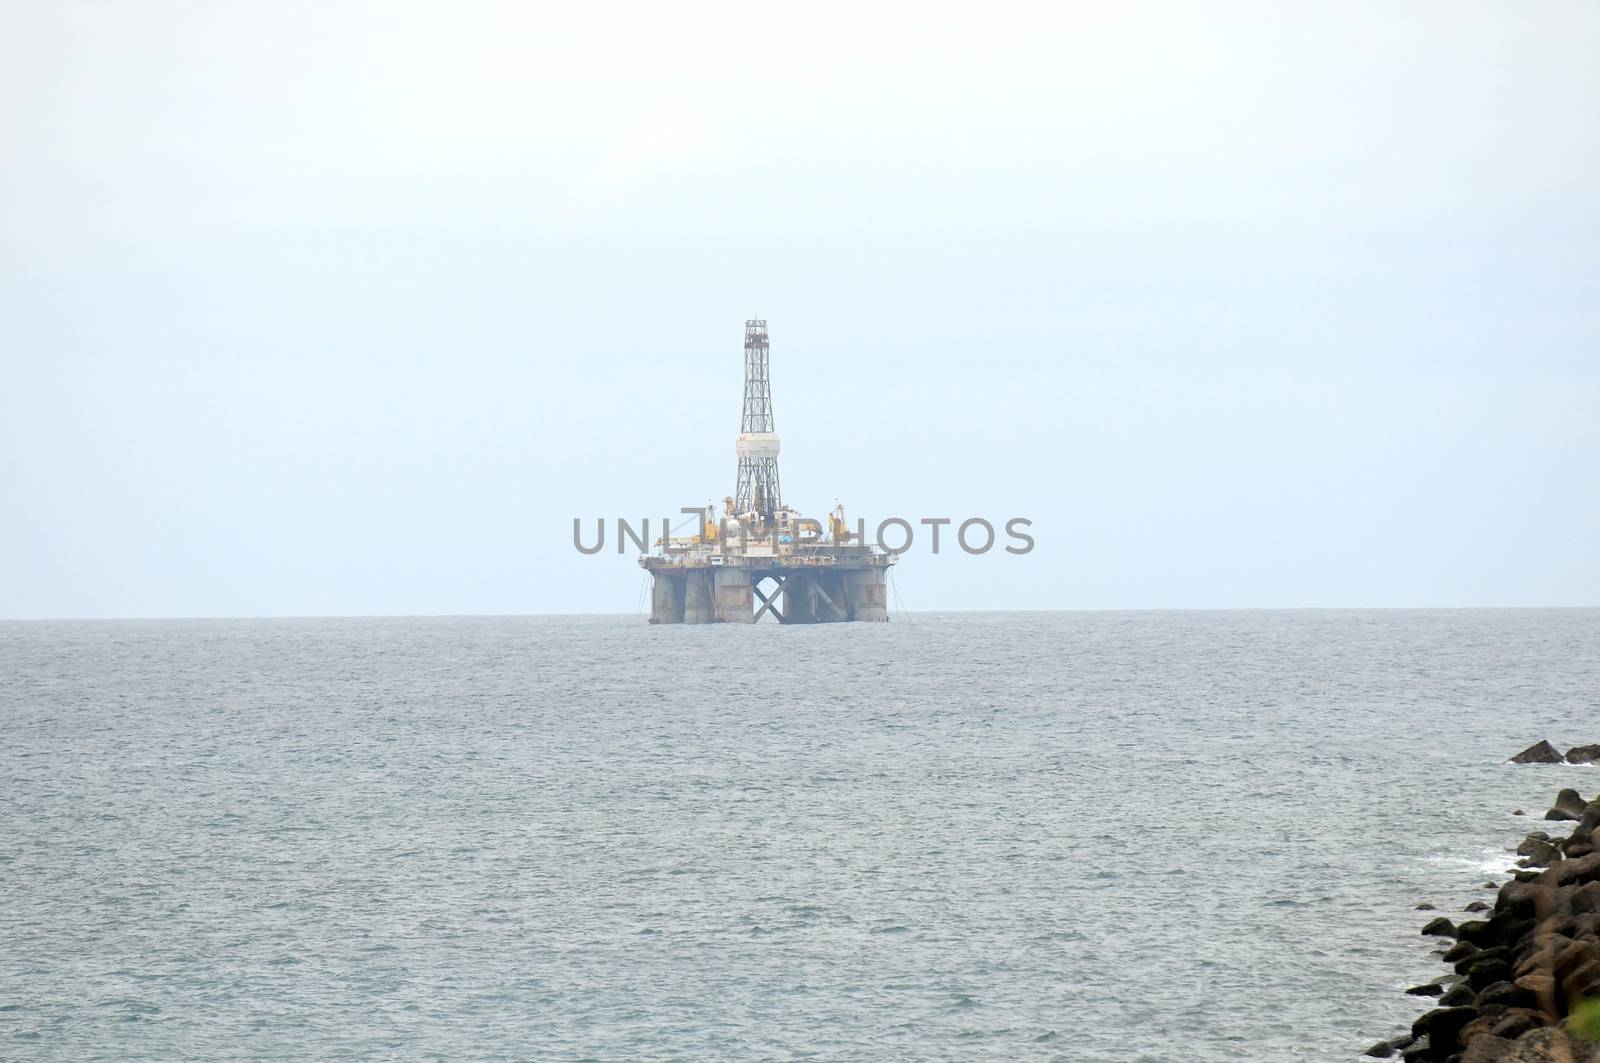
[3,2,1597,617]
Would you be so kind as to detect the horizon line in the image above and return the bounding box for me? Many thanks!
[3,605,1598,623]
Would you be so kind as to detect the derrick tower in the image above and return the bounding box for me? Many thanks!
[733,319,782,520]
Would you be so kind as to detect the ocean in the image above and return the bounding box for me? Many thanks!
[3,610,1597,1061]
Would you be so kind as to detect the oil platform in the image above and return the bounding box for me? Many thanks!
[640,319,894,624]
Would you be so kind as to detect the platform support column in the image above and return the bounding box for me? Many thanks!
[843,568,889,622]
[648,571,685,624]
[713,567,755,623]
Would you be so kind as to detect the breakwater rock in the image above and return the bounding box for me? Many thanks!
[1509,741,1600,766]
[1367,787,1600,1061]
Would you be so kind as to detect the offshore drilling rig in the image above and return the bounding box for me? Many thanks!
[639,320,894,624]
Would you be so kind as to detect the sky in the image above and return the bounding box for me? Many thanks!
[2,1,1597,617]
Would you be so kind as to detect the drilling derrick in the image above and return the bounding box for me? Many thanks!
[734,320,781,521]
[638,318,895,624]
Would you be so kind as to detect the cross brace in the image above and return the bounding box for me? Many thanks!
[754,575,786,623]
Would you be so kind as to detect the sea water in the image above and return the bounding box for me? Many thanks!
[3,610,1597,1061]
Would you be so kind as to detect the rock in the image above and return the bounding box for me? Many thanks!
[1363,1039,1398,1058]
[1489,1008,1546,1041]
[1478,1001,1510,1022]
[1477,980,1518,1009]
[1567,745,1600,765]
[1418,902,1439,911]
[1570,882,1600,914]
[1538,852,1600,889]
[1512,973,1555,1010]
[1424,916,1461,938]
[1460,1035,1517,1063]
[1549,936,1600,974]
[1506,917,1540,946]
[1498,1027,1599,1062]
[1515,946,1551,982]
[1546,789,1589,822]
[1460,1007,1506,1042]
[1561,957,1600,1002]
[1408,981,1447,997]
[1400,1034,1431,1062]
[1447,941,1484,963]
[1519,838,1563,868]
[1470,959,1514,991]
[1515,809,1527,816]
[1460,913,1535,949]
[1467,901,1492,912]
[1412,1005,1480,1053]
[1442,981,1478,1006]
[1512,741,1565,764]
[1465,947,1504,973]
[1460,947,1512,975]
[1486,882,1502,890]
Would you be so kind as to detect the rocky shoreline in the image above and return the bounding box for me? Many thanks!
[1366,752,1600,1062]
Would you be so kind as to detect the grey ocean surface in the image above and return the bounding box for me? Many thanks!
[3,610,1598,1062]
